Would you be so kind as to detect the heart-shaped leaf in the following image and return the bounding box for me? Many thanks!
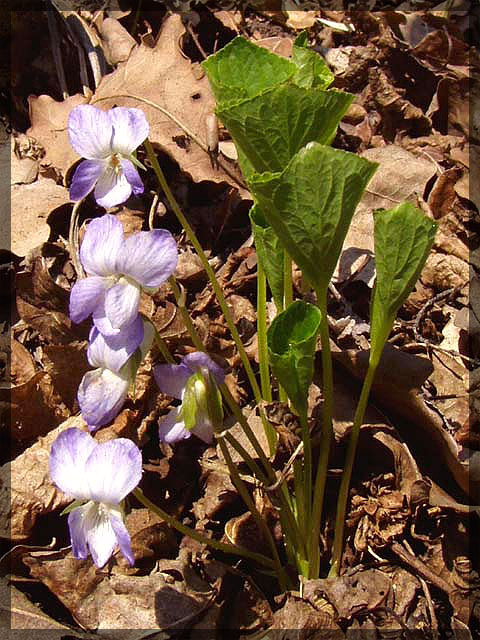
[250,204,284,309]
[292,32,334,89]
[249,143,378,294]
[370,202,437,364]
[267,300,322,416]
[202,36,295,104]
[217,84,353,174]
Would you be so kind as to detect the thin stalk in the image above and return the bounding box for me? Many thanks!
[133,488,275,569]
[257,260,272,403]
[168,276,205,352]
[283,251,293,308]
[222,431,269,486]
[167,275,303,559]
[299,409,312,529]
[68,200,85,279]
[218,439,288,591]
[329,361,378,577]
[152,327,175,364]
[308,287,334,578]
[144,139,263,408]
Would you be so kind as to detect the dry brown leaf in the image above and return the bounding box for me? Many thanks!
[98,17,137,66]
[336,146,436,285]
[9,179,70,257]
[42,343,89,412]
[0,415,86,541]
[422,252,469,290]
[93,13,247,195]
[285,10,318,30]
[26,93,88,174]
[305,569,391,620]
[25,552,211,633]
[11,136,39,185]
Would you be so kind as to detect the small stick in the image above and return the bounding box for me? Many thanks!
[46,4,69,100]
[403,540,439,639]
[68,200,85,279]
[390,541,453,595]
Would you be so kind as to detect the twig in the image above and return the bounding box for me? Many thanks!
[92,94,248,191]
[390,541,453,595]
[403,540,439,639]
[184,20,208,60]
[46,3,69,100]
[148,193,159,231]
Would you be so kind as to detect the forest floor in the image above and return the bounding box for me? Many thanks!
[2,1,479,638]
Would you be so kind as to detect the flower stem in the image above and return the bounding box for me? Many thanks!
[328,360,378,577]
[308,287,334,578]
[257,260,272,404]
[145,139,276,450]
[68,200,85,279]
[132,487,275,569]
[145,141,261,401]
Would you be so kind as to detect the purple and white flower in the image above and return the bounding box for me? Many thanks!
[154,352,225,444]
[68,105,149,208]
[69,214,178,336]
[78,317,153,431]
[49,428,142,568]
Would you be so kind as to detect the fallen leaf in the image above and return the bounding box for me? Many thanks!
[26,93,88,175]
[93,13,247,195]
[285,11,317,30]
[336,146,436,285]
[98,17,137,66]
[0,415,86,541]
[271,591,342,634]
[9,178,70,257]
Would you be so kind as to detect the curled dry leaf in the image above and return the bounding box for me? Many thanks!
[98,17,137,66]
[304,568,391,620]
[0,415,86,541]
[272,591,342,633]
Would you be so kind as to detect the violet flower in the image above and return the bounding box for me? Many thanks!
[50,428,142,568]
[78,316,153,431]
[68,105,149,208]
[154,352,225,445]
[69,214,178,336]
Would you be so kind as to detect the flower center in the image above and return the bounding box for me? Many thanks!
[109,153,123,176]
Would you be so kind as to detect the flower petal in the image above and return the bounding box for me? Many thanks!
[183,352,225,386]
[192,415,215,444]
[68,505,90,561]
[78,368,129,431]
[69,276,108,324]
[116,230,178,288]
[94,166,132,208]
[102,278,141,333]
[49,428,97,500]
[154,363,191,400]
[87,317,144,372]
[80,214,125,277]
[121,158,144,196]
[109,107,149,155]
[69,159,104,201]
[76,501,118,568]
[158,407,192,444]
[85,438,142,504]
[109,508,134,566]
[68,105,113,160]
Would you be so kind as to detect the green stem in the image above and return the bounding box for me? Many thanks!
[144,139,262,406]
[152,326,175,364]
[168,276,205,352]
[257,260,272,403]
[283,251,293,308]
[308,288,334,578]
[329,360,378,577]
[299,409,312,530]
[132,488,275,569]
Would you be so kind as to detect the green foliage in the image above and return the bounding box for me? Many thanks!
[249,143,378,294]
[267,301,322,416]
[292,32,334,89]
[250,204,284,309]
[370,203,437,365]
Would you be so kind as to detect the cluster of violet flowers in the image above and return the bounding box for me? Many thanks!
[49,105,225,569]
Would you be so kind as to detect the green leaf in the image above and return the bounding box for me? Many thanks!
[249,143,378,294]
[370,202,437,365]
[217,84,353,174]
[292,33,334,90]
[250,204,284,309]
[202,36,295,104]
[267,300,322,416]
